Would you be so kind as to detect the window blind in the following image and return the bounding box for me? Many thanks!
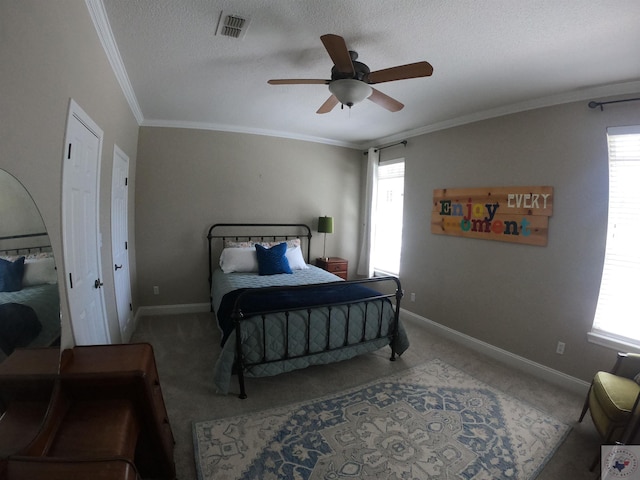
[592,125,640,346]
[378,162,404,180]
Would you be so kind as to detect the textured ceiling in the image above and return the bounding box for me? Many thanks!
[99,0,640,148]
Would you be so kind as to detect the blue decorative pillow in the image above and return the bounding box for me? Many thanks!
[255,242,292,275]
[0,256,26,292]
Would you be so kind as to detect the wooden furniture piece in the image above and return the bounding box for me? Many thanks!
[0,343,175,480]
[0,347,59,459]
[3,457,139,480]
[315,256,348,280]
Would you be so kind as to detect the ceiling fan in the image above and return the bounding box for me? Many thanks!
[268,34,433,114]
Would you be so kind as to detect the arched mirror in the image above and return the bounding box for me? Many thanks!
[0,169,60,458]
[0,169,61,458]
[0,169,60,363]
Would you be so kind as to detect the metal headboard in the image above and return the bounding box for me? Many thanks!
[0,232,51,256]
[206,223,313,291]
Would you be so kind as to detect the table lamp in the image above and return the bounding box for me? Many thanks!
[317,216,334,260]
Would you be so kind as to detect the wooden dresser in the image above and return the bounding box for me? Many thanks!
[315,257,348,280]
[0,343,175,480]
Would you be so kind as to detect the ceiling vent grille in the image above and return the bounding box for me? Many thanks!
[216,12,251,39]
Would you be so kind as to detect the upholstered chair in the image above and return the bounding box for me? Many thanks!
[579,352,640,470]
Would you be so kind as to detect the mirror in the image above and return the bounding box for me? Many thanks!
[0,169,61,458]
[0,169,60,363]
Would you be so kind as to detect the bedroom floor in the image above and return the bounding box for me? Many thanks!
[130,311,601,480]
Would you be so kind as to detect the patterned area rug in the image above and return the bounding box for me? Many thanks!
[193,359,570,480]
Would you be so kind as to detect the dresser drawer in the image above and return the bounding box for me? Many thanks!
[326,262,347,273]
[316,257,348,279]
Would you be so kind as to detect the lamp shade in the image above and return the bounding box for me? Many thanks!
[317,216,334,234]
[328,79,372,107]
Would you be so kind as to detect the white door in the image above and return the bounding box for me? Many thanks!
[62,99,110,345]
[111,145,133,342]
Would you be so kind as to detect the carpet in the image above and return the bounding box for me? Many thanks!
[193,359,570,479]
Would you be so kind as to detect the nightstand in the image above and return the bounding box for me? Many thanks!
[316,257,348,280]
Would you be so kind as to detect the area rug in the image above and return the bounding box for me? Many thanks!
[193,359,570,479]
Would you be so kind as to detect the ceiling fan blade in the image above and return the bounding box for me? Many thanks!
[268,79,329,85]
[368,61,434,84]
[320,34,354,76]
[316,95,339,114]
[368,88,404,112]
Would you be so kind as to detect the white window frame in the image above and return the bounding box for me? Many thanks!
[588,125,640,353]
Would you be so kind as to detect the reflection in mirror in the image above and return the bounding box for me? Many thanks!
[0,169,60,364]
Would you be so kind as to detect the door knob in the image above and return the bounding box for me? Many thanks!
[94,279,103,289]
[115,264,123,271]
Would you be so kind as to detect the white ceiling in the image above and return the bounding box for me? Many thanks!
[98,0,640,148]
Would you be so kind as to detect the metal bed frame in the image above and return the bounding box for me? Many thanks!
[207,223,313,310]
[0,232,51,256]
[0,232,59,355]
[207,223,403,398]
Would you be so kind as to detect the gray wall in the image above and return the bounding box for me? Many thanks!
[397,99,640,382]
[133,97,640,384]
[3,0,639,385]
[0,170,46,237]
[0,1,140,347]
[135,127,362,307]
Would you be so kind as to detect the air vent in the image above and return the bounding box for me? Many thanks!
[216,12,251,39]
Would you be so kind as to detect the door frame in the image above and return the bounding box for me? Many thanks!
[61,98,110,345]
[111,144,133,342]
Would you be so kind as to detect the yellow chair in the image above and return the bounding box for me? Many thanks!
[579,352,640,470]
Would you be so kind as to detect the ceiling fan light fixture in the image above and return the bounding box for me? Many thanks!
[329,79,372,108]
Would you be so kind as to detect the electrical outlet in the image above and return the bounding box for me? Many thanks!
[556,341,565,355]
[153,286,159,295]
[410,292,416,302]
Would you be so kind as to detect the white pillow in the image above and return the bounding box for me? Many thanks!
[219,247,258,273]
[224,238,301,249]
[0,252,53,262]
[22,257,58,286]
[286,245,309,270]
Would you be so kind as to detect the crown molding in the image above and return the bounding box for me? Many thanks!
[85,0,144,124]
[140,119,363,149]
[85,0,640,151]
[373,80,640,147]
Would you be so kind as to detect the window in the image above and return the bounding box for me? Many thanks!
[590,125,640,350]
[372,159,404,275]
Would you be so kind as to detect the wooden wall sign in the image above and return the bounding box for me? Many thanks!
[431,186,553,246]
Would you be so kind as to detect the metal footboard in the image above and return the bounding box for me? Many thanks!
[231,276,403,399]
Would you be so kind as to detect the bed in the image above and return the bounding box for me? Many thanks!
[0,233,60,359]
[207,223,409,398]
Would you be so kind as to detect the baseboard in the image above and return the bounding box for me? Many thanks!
[401,308,590,396]
[131,303,589,395]
[136,302,210,319]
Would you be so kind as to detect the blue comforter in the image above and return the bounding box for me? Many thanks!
[211,267,409,394]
